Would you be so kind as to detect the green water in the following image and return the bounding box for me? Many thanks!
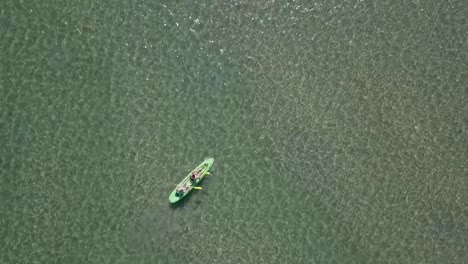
[1,0,467,263]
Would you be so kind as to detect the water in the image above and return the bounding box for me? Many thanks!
[1,0,467,263]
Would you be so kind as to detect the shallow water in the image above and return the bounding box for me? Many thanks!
[1,0,467,263]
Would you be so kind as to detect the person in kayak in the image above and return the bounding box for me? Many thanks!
[190,169,203,182]
[175,186,187,197]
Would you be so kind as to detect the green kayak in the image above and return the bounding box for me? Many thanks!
[169,158,214,203]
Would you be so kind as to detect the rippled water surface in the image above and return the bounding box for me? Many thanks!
[1,1,467,263]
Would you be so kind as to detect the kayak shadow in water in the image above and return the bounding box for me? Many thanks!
[169,171,213,209]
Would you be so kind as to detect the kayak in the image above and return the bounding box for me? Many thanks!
[168,158,214,203]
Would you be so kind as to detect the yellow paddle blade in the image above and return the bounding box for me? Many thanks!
[204,172,210,175]
[193,187,202,190]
